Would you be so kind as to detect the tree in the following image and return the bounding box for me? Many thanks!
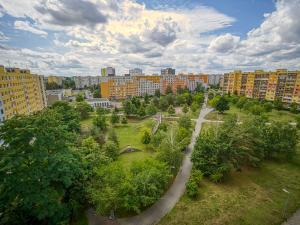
[128,159,171,212]
[155,89,161,97]
[88,163,127,216]
[296,115,300,129]
[144,93,150,104]
[182,104,189,114]
[159,97,169,111]
[192,128,233,182]
[193,93,205,106]
[208,95,221,107]
[51,101,80,132]
[249,104,264,116]
[262,122,298,159]
[176,94,185,106]
[93,115,107,131]
[263,102,273,112]
[274,98,283,110]
[103,141,119,161]
[146,103,157,116]
[157,130,183,174]
[62,77,75,89]
[108,129,119,147]
[165,85,173,95]
[138,105,146,117]
[141,129,151,145]
[167,105,175,115]
[151,130,166,148]
[121,117,128,124]
[215,96,230,113]
[191,102,199,112]
[0,110,84,224]
[166,94,175,106]
[290,102,298,114]
[152,97,160,108]
[178,115,192,130]
[236,97,247,111]
[175,127,191,150]
[76,93,85,102]
[75,101,93,120]
[183,93,193,106]
[93,89,101,98]
[111,111,120,125]
[96,107,110,116]
[195,83,205,93]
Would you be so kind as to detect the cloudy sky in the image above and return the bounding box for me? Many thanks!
[0,0,299,76]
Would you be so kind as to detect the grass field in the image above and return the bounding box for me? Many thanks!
[118,151,154,169]
[159,152,300,225]
[114,118,156,150]
[205,105,298,123]
[159,121,300,225]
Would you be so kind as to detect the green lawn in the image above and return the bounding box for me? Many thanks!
[205,105,298,123]
[159,153,300,225]
[113,118,156,150]
[159,122,300,225]
[118,151,154,169]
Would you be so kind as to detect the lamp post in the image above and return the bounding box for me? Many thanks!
[282,188,290,220]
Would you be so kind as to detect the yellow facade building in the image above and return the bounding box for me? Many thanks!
[222,69,300,104]
[47,75,64,86]
[100,74,209,100]
[0,66,46,121]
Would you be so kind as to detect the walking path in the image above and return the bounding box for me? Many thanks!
[118,102,213,225]
[282,209,300,225]
[87,101,213,225]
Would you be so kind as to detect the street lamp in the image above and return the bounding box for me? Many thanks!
[282,188,290,220]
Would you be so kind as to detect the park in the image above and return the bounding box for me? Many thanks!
[1,87,300,225]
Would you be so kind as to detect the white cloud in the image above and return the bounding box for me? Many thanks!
[209,33,240,53]
[1,0,299,75]
[14,21,48,37]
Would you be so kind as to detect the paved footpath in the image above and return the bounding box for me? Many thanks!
[87,102,213,225]
[282,209,300,225]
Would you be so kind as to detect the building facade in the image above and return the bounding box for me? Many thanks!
[208,74,223,85]
[47,75,64,86]
[129,68,143,76]
[101,74,208,100]
[86,98,111,109]
[74,76,102,89]
[221,69,300,104]
[0,66,46,121]
[161,68,175,75]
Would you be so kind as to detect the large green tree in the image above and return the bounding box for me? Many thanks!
[0,110,84,225]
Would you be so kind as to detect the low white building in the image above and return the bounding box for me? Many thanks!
[86,98,111,109]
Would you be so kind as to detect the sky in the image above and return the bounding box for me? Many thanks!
[0,0,299,76]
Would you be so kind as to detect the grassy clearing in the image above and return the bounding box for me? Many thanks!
[113,118,156,150]
[159,153,300,225]
[118,151,154,169]
[205,105,298,123]
[159,121,300,225]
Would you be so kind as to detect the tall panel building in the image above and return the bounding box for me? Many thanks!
[129,68,143,76]
[101,74,208,100]
[161,68,175,75]
[221,69,300,104]
[0,66,46,121]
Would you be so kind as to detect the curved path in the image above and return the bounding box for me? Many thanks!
[87,101,213,225]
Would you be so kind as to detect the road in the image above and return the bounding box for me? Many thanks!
[282,209,300,225]
[118,103,213,225]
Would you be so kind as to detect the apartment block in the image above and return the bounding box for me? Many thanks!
[74,76,102,89]
[47,75,64,86]
[0,66,46,121]
[101,74,208,100]
[221,69,300,104]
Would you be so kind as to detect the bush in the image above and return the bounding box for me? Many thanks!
[121,117,128,124]
[167,105,175,115]
[141,129,151,145]
[186,180,199,199]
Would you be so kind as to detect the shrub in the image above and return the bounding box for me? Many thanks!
[186,180,199,199]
